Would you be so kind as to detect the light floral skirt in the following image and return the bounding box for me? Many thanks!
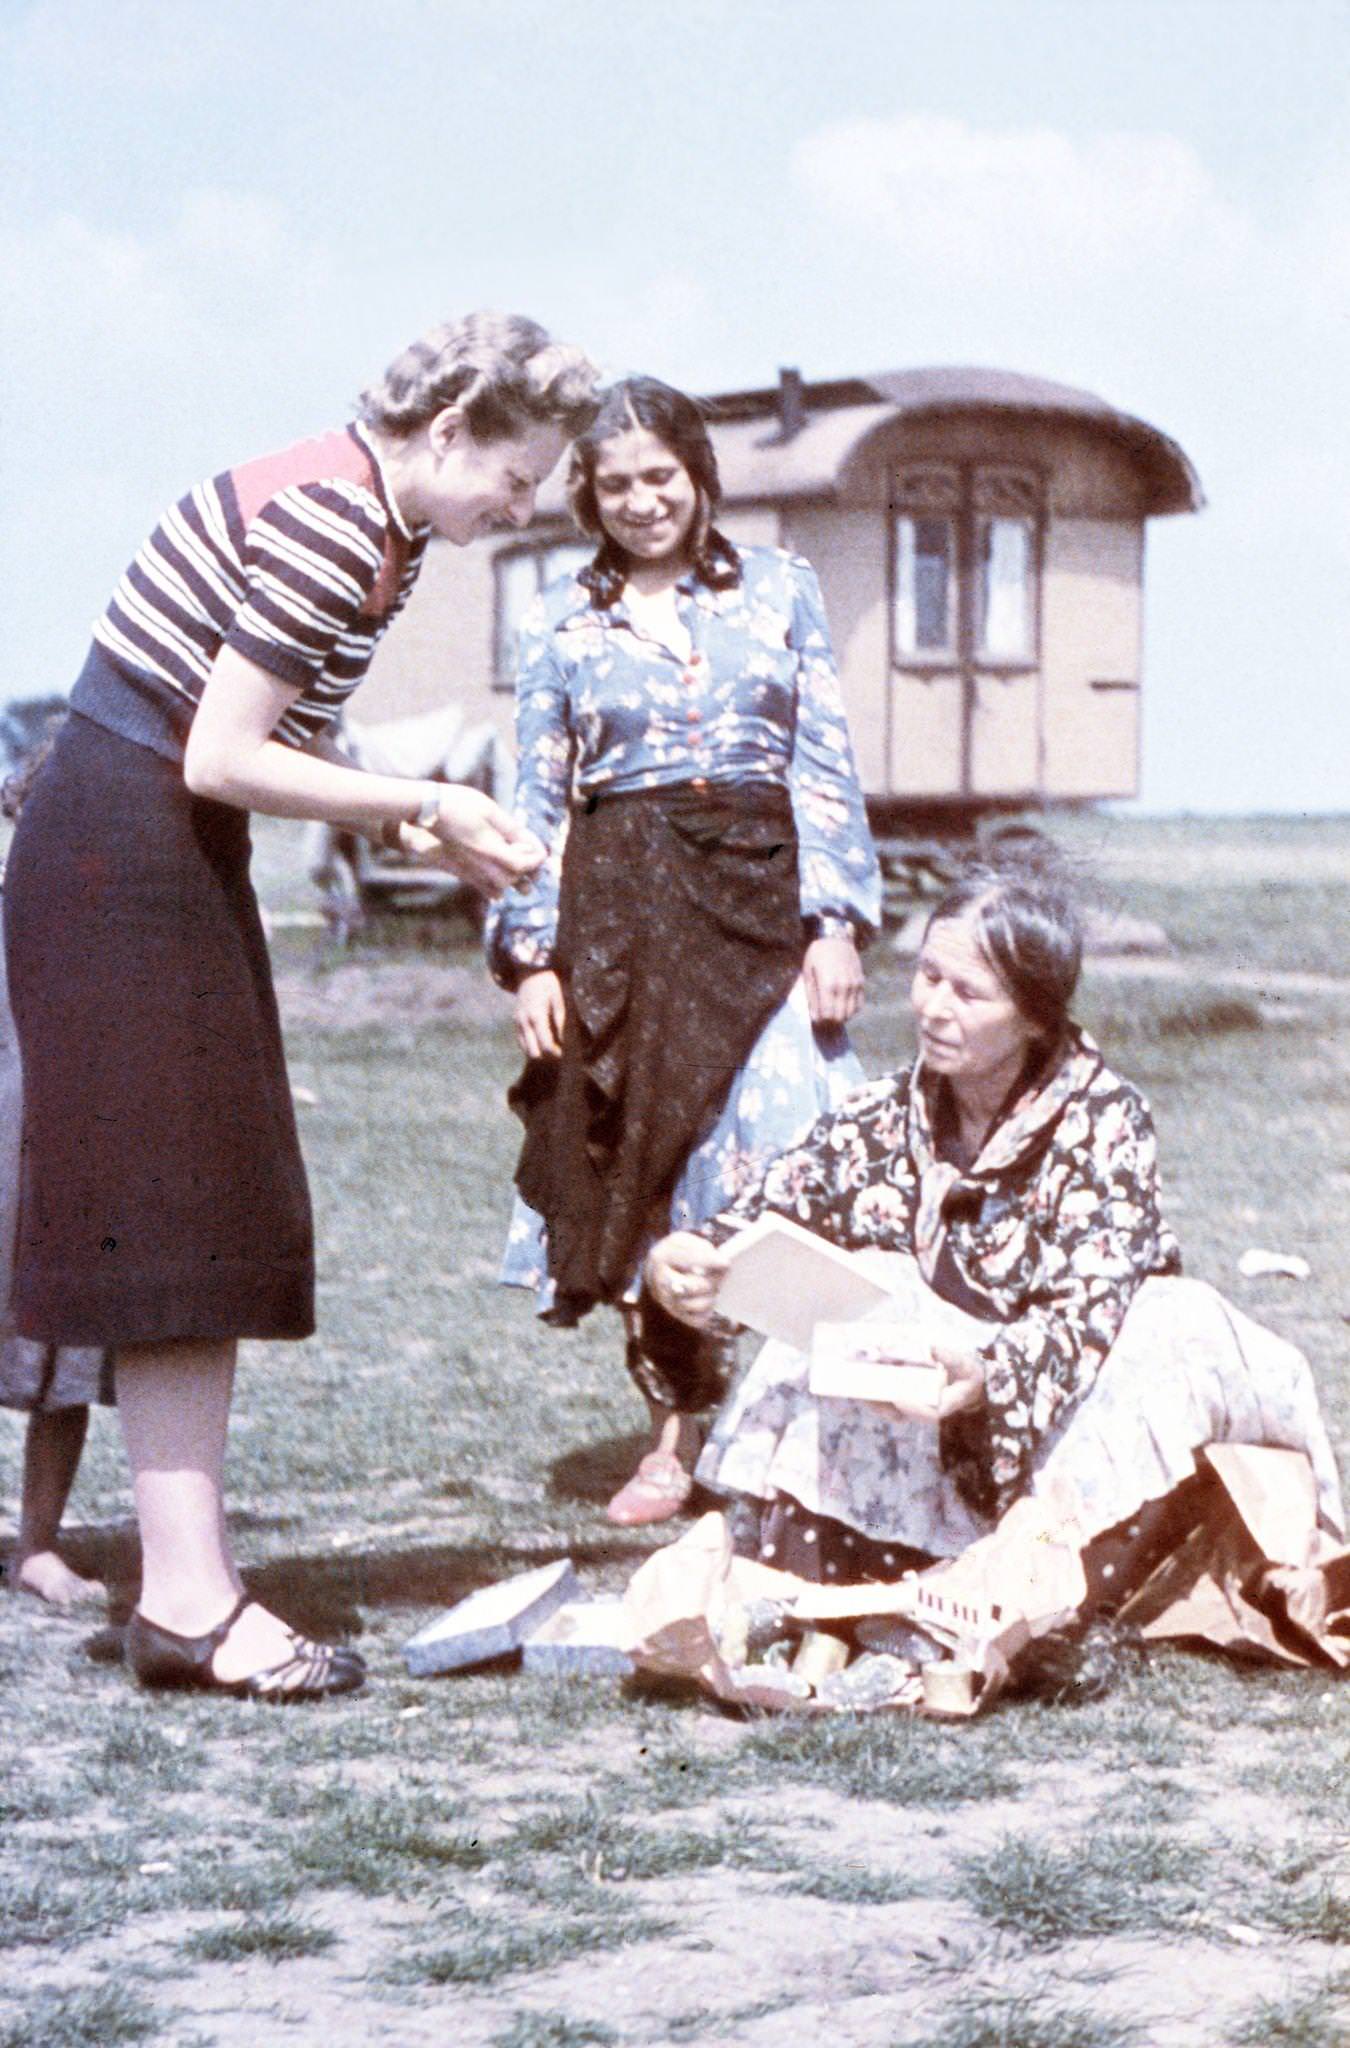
[698,1254,1345,1555]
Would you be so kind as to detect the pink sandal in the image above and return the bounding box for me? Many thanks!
[605,1452,695,1527]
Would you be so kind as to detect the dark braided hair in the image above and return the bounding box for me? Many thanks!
[566,378,741,610]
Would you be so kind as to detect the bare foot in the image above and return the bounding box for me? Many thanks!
[11,1550,103,1611]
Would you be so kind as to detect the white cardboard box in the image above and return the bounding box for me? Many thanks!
[808,1320,947,1409]
[403,1558,579,1676]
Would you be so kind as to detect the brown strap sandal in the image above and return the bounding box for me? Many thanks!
[127,1596,365,1701]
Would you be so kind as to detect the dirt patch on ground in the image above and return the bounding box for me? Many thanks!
[5,1575,1348,2048]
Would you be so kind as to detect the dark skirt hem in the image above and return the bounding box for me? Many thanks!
[13,1266,315,1349]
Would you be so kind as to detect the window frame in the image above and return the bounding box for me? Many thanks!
[892,509,960,663]
[889,462,1045,677]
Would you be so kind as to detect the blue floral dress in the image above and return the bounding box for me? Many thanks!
[486,544,882,1312]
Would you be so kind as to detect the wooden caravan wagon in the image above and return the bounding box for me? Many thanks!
[360,364,1202,862]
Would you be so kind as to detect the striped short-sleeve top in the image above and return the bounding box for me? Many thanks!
[71,422,430,760]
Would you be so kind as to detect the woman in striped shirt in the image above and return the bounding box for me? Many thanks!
[4,312,599,1700]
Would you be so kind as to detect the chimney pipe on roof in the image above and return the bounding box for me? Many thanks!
[777,366,805,439]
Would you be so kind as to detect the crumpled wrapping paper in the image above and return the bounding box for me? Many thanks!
[618,1511,836,1712]
[1119,1443,1350,1667]
[620,1495,1083,1718]
[621,1446,1350,1718]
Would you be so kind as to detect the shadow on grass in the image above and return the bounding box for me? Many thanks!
[52,1504,670,1656]
[240,1529,657,1637]
[547,1429,651,1505]
[56,1508,306,1621]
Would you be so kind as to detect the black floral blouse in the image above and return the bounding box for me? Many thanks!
[703,1026,1182,1517]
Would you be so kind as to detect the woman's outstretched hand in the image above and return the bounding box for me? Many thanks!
[646,1231,730,1329]
[514,970,566,1059]
[418,787,546,896]
[803,936,864,1025]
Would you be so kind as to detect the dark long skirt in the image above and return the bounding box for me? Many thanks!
[510,780,803,1339]
[0,900,113,1407]
[3,712,314,1347]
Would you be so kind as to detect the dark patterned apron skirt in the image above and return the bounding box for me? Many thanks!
[509,779,803,1402]
[3,712,314,1347]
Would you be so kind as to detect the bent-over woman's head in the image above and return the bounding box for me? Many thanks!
[358,312,600,445]
[923,862,1083,1044]
[567,377,741,605]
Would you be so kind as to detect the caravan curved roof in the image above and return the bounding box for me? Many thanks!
[535,365,1202,520]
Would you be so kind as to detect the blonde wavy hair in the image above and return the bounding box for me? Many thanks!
[358,311,600,443]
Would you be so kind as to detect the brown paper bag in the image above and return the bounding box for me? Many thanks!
[1120,1444,1350,1668]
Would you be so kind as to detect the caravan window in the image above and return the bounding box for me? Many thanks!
[894,515,957,657]
[891,463,1041,671]
[494,542,594,688]
[976,515,1035,662]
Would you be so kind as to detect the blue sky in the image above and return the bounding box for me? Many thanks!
[3,0,1347,811]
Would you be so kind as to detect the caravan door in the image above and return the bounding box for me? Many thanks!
[888,464,1043,802]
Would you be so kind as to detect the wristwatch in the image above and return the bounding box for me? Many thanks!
[380,792,440,853]
[807,913,857,944]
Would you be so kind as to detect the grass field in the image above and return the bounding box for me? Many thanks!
[2,812,1349,2047]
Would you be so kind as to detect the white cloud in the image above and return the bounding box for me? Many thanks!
[794,115,1249,282]
[0,187,339,400]
[0,186,346,641]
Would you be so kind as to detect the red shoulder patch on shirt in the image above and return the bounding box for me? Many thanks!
[228,429,409,621]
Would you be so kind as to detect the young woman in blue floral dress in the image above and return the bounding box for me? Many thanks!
[487,378,881,1524]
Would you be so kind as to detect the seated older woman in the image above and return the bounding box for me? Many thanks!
[644,866,1343,1594]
